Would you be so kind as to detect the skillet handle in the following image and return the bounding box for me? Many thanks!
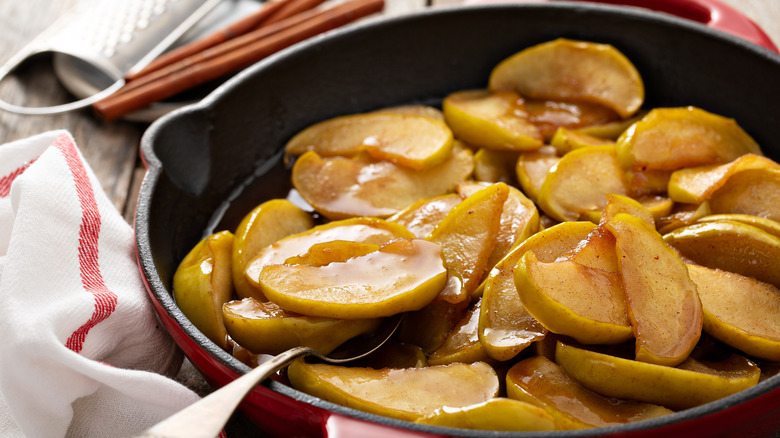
[464,0,778,53]
[564,0,779,53]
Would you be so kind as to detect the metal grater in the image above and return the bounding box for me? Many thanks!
[0,0,222,115]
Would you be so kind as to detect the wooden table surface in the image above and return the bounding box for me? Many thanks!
[1,0,778,436]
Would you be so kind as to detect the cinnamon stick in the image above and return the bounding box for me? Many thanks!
[125,0,324,81]
[94,0,384,121]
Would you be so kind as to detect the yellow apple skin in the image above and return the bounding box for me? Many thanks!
[173,230,234,349]
[231,199,314,301]
[287,359,499,422]
[222,298,380,355]
[258,238,447,319]
[687,264,780,362]
[606,213,702,366]
[506,356,673,429]
[515,251,633,345]
[415,398,556,432]
[555,341,761,411]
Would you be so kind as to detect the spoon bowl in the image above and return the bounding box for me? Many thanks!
[137,314,403,438]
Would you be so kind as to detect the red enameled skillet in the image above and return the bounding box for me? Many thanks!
[136,1,780,436]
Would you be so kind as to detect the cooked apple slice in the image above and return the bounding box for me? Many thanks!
[574,110,647,140]
[458,181,540,269]
[507,356,673,429]
[245,217,413,288]
[516,251,632,345]
[287,358,500,422]
[668,154,779,204]
[656,201,712,235]
[222,298,380,355]
[284,112,454,171]
[373,104,444,120]
[687,264,780,361]
[387,193,461,238]
[663,220,780,287]
[232,199,314,300]
[606,213,702,366]
[426,182,508,293]
[415,398,556,432]
[428,299,493,366]
[257,238,447,319]
[291,144,473,220]
[442,89,543,151]
[525,99,621,141]
[550,126,615,155]
[173,230,234,349]
[515,146,560,202]
[283,240,380,266]
[560,224,619,273]
[537,145,630,222]
[473,148,520,184]
[555,341,761,411]
[709,168,780,222]
[598,193,655,227]
[626,168,672,197]
[489,38,644,118]
[479,221,595,361]
[617,106,762,172]
[697,214,780,239]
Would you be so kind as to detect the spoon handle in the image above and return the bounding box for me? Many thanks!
[137,346,316,438]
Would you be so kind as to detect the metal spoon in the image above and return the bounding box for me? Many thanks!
[136,314,403,438]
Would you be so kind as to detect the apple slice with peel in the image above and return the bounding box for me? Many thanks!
[232,199,314,301]
[506,356,673,429]
[428,299,493,366]
[257,238,447,319]
[442,89,543,151]
[479,221,594,361]
[173,230,234,349]
[606,213,702,366]
[687,264,780,362]
[222,298,380,355]
[515,251,633,345]
[284,112,454,171]
[709,168,780,223]
[555,341,761,411]
[287,359,499,422]
[489,38,644,118]
[617,106,762,172]
[426,182,509,294]
[415,398,556,432]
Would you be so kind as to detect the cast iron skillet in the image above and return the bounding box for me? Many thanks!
[137,2,780,436]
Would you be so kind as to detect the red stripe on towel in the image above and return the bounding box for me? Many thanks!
[52,134,118,353]
[0,159,36,198]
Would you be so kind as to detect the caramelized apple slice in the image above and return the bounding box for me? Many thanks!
[415,398,556,432]
[489,38,644,118]
[506,356,673,429]
[525,99,621,141]
[426,182,508,293]
[697,214,780,239]
[428,299,493,365]
[515,251,633,345]
[291,144,473,220]
[668,154,780,204]
[442,89,543,151]
[550,126,615,155]
[574,110,647,140]
[257,238,447,319]
[232,199,314,300]
[606,213,702,366]
[515,146,560,202]
[537,145,630,222]
[387,193,461,238]
[222,298,380,355]
[245,217,413,287]
[284,112,454,170]
[287,359,500,422]
[473,148,520,184]
[479,221,595,361]
[617,106,762,172]
[173,230,234,349]
[687,264,780,362]
[663,220,780,287]
[556,341,761,411]
[458,181,540,269]
[709,168,780,222]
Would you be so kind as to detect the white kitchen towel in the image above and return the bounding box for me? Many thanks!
[0,130,200,438]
